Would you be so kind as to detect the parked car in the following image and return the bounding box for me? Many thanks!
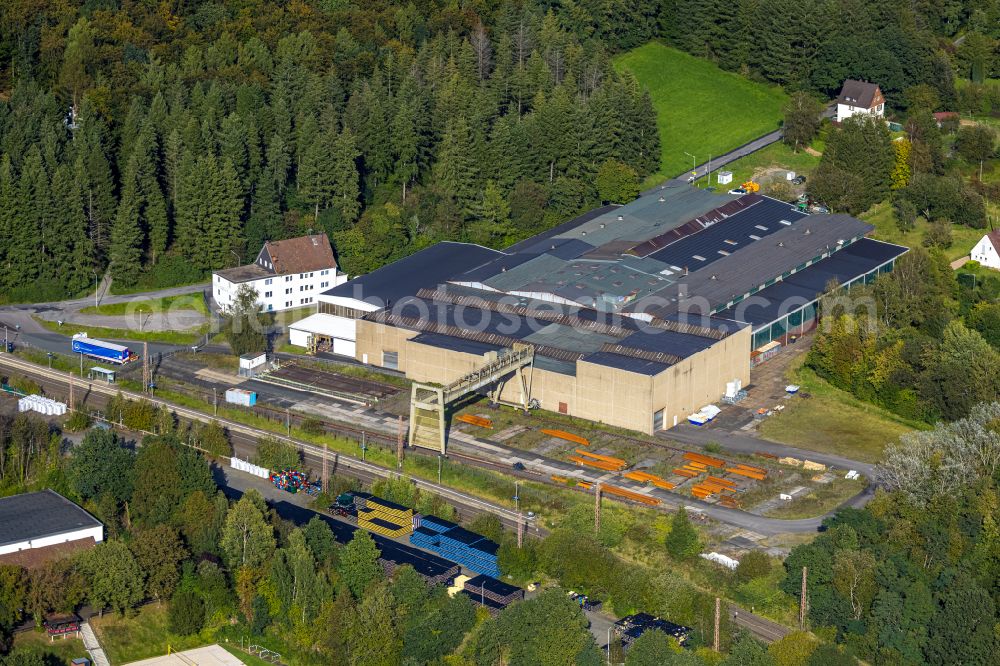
[792,175,806,185]
[728,187,747,195]
[811,204,830,214]
[512,461,526,471]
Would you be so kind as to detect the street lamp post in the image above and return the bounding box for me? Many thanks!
[514,480,520,513]
[684,152,697,184]
[93,271,99,309]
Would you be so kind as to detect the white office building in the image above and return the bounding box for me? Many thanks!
[212,234,347,313]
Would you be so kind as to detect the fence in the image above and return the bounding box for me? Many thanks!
[230,456,270,479]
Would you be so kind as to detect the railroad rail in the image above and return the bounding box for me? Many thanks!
[0,354,533,529]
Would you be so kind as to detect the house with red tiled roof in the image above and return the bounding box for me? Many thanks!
[212,234,347,312]
[971,230,1000,270]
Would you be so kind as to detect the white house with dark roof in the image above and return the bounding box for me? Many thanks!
[971,231,1000,270]
[212,234,348,313]
[835,80,885,123]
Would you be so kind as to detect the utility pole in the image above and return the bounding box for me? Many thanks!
[517,512,524,548]
[142,342,149,393]
[396,415,404,469]
[437,455,442,485]
[514,480,520,513]
[799,566,808,629]
[285,408,290,436]
[361,431,367,462]
[213,387,217,415]
[68,373,74,411]
[594,483,602,533]
[714,597,721,652]
[321,443,329,492]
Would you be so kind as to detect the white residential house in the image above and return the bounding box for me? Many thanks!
[212,234,348,313]
[835,80,885,123]
[971,231,1000,270]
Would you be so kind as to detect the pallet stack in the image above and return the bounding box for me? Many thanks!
[436,526,502,578]
[462,574,524,614]
[356,494,414,538]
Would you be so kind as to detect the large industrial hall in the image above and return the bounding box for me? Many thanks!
[294,184,907,436]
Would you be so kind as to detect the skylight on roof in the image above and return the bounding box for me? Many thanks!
[755,225,768,231]
[692,255,706,261]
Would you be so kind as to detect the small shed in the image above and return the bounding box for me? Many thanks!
[239,352,267,378]
[88,367,115,383]
[717,171,733,185]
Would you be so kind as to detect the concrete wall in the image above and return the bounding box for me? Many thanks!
[355,319,751,435]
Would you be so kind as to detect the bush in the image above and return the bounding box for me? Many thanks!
[254,436,300,470]
[64,410,93,432]
[735,550,772,583]
[922,219,953,248]
[168,588,205,636]
[300,417,325,436]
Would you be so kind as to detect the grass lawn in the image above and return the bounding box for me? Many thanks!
[90,604,210,664]
[758,356,924,463]
[709,140,821,191]
[11,630,89,665]
[764,477,866,519]
[614,41,788,181]
[80,294,208,316]
[860,202,986,262]
[34,316,205,345]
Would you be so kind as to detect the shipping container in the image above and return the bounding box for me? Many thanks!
[224,388,257,406]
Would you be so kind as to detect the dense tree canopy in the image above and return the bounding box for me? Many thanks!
[0,0,661,300]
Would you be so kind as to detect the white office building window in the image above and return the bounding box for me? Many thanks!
[285,301,292,308]
[265,278,272,285]
[264,291,272,298]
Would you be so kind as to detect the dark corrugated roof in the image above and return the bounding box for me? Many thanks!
[580,352,668,376]
[649,197,807,270]
[0,490,102,548]
[322,242,503,307]
[630,214,874,318]
[410,332,503,356]
[836,80,882,108]
[714,238,907,327]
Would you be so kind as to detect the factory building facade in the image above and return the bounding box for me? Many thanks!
[307,184,906,434]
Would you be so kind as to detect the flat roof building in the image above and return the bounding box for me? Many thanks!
[302,183,906,435]
[0,489,103,568]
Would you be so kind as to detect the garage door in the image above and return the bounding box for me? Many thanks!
[332,338,356,358]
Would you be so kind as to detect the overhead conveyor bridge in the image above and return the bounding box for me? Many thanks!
[409,343,535,453]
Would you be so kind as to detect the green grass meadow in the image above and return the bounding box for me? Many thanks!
[614,42,788,181]
[80,294,208,316]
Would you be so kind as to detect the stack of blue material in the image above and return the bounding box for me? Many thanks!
[437,526,501,577]
[409,526,440,549]
[418,515,459,534]
[409,515,502,577]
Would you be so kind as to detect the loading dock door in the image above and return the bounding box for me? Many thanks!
[332,338,356,357]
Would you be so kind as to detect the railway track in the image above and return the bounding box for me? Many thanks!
[0,354,536,534]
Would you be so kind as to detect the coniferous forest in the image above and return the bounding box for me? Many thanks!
[0,0,663,302]
[0,0,995,301]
